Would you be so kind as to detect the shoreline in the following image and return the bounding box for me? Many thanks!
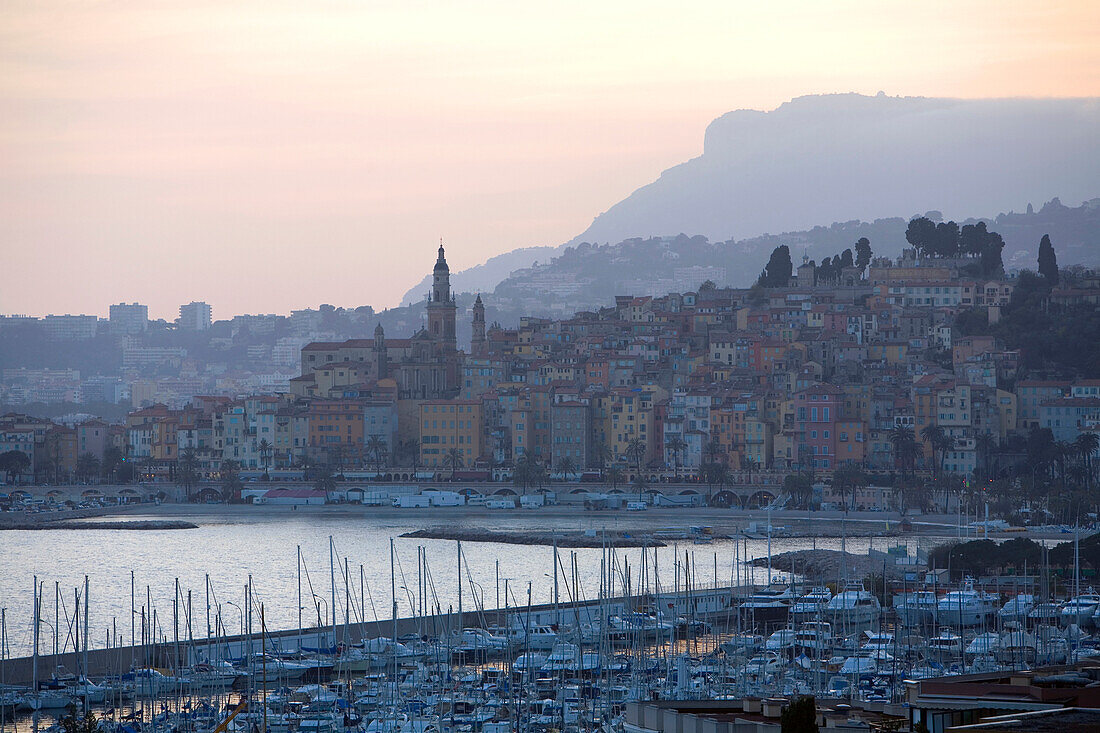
[400,526,670,547]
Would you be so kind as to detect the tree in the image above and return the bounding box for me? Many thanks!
[312,463,336,493]
[1037,234,1059,285]
[624,438,646,473]
[854,237,872,270]
[58,706,99,733]
[442,448,464,481]
[1076,432,1099,489]
[740,455,759,484]
[257,439,272,472]
[759,245,793,287]
[0,450,30,485]
[554,456,577,482]
[920,424,947,477]
[364,435,389,476]
[905,217,936,256]
[219,460,242,503]
[890,426,919,477]
[832,464,867,513]
[780,695,818,733]
[701,461,729,501]
[783,473,814,509]
[396,439,420,469]
[665,436,687,480]
[839,248,854,268]
[75,453,100,483]
[606,466,625,490]
[980,231,1005,277]
[592,440,613,481]
[177,448,199,500]
[101,446,124,482]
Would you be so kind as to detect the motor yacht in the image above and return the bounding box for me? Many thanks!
[997,594,1035,625]
[824,580,881,630]
[935,580,997,627]
[894,591,938,627]
[789,587,833,624]
[1060,590,1100,628]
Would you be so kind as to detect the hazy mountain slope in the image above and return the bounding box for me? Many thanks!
[569,93,1100,245]
[400,245,558,305]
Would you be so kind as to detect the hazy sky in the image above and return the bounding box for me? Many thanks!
[3,1,1098,320]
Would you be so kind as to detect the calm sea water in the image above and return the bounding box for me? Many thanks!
[1,508,949,657]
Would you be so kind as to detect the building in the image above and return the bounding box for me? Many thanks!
[43,315,99,340]
[109,302,149,334]
[178,301,212,331]
[419,399,482,471]
[551,399,592,471]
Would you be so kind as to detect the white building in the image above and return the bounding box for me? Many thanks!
[178,301,212,331]
[109,303,148,334]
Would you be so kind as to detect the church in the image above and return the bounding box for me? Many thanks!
[297,245,484,400]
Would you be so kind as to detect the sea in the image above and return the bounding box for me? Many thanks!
[0,508,951,658]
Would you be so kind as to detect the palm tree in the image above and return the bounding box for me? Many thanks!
[701,461,729,502]
[257,439,272,473]
[442,448,464,481]
[312,463,336,493]
[592,440,613,480]
[219,459,242,503]
[890,426,918,477]
[920,424,946,476]
[624,438,646,474]
[76,452,100,484]
[1054,441,1075,488]
[703,439,722,465]
[606,466,625,490]
[364,435,389,476]
[740,456,758,485]
[666,436,687,480]
[832,464,866,513]
[975,433,998,480]
[555,456,577,482]
[1076,432,1099,488]
[177,448,199,500]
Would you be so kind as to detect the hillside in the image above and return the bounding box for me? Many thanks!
[374,198,1100,342]
[570,93,1100,245]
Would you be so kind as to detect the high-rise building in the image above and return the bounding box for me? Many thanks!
[178,301,212,331]
[43,315,99,340]
[109,302,148,334]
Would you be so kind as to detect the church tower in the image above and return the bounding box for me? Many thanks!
[471,293,486,356]
[373,322,388,378]
[426,243,457,354]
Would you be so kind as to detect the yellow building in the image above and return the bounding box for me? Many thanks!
[419,400,482,469]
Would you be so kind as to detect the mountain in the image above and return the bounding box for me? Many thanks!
[400,245,558,306]
[569,93,1100,246]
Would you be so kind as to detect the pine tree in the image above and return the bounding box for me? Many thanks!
[1037,234,1059,285]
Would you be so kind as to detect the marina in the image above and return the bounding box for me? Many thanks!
[3,512,1100,733]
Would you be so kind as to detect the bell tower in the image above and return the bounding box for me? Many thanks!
[426,242,457,354]
[471,293,486,356]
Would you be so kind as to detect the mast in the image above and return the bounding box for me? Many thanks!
[329,536,337,643]
[457,540,463,630]
[82,575,89,715]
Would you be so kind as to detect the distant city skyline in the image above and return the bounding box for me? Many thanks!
[3,1,1099,320]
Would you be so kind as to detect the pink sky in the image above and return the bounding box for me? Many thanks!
[2,0,1098,320]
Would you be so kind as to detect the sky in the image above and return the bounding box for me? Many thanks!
[2,1,1099,321]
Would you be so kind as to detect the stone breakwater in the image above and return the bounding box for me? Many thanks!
[749,549,905,580]
[0,519,198,530]
[401,527,667,548]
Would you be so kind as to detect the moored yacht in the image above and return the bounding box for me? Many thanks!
[997,594,1035,625]
[789,587,833,623]
[894,591,938,627]
[1060,590,1100,628]
[935,579,997,627]
[738,585,794,627]
[824,580,881,630]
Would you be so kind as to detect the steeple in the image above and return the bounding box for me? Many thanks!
[471,293,486,356]
[426,241,457,352]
